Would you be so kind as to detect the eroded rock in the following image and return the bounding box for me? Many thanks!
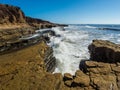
[0,41,56,90]
[89,40,120,63]
[73,70,90,87]
[64,73,73,80]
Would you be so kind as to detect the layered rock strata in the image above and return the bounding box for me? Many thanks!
[38,61,120,90]
[0,40,57,90]
[0,4,67,47]
[32,40,120,90]
[62,60,120,90]
[1,3,120,90]
[0,4,56,29]
[0,35,42,54]
[1,39,120,90]
[88,40,120,63]
[44,47,56,72]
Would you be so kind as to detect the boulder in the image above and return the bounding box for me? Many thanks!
[73,70,90,87]
[89,40,120,63]
[80,61,119,90]
[64,73,73,80]
[64,80,73,87]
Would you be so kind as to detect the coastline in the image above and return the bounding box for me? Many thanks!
[0,3,120,90]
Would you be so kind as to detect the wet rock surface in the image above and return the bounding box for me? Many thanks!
[98,27,120,31]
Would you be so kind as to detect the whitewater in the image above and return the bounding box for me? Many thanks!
[48,24,120,75]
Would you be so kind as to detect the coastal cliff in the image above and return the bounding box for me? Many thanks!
[0,4,26,25]
[0,4,56,29]
[0,4,62,49]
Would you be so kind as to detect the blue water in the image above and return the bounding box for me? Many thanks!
[49,24,120,74]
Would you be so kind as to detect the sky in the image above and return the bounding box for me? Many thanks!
[0,0,120,24]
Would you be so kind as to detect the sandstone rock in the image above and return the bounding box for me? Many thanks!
[84,86,95,90]
[111,64,120,73]
[73,70,90,87]
[64,80,73,87]
[89,40,120,63]
[0,4,57,29]
[38,73,64,90]
[64,73,73,80]
[0,41,56,90]
[0,4,67,48]
[80,60,119,90]
[85,61,112,75]
[91,74,118,90]
[73,77,90,87]
[0,4,26,24]
[117,75,120,89]
[70,87,84,90]
[75,70,88,77]
[26,17,55,29]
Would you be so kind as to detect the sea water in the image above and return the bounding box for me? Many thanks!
[48,24,120,75]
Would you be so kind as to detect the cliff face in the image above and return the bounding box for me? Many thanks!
[0,4,26,24]
[0,4,57,29]
[88,40,120,63]
[26,17,56,29]
[0,4,59,47]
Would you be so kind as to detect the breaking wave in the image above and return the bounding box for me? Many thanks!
[48,24,120,75]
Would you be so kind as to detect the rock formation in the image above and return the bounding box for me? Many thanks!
[26,17,56,29]
[0,4,57,49]
[0,4,57,29]
[0,4,26,24]
[1,38,120,90]
[0,4,67,50]
[1,3,120,90]
[0,40,57,90]
[61,40,120,90]
[88,40,120,63]
[98,27,120,31]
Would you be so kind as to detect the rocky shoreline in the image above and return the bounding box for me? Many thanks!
[37,40,120,90]
[0,38,120,90]
[0,4,67,48]
[0,3,120,90]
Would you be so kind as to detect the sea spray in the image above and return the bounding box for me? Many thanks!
[48,25,120,75]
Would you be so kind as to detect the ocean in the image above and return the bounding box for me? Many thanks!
[48,24,120,75]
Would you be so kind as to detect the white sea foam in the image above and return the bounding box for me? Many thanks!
[85,25,97,28]
[48,25,120,75]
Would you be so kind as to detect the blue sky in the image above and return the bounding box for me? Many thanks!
[0,0,120,24]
